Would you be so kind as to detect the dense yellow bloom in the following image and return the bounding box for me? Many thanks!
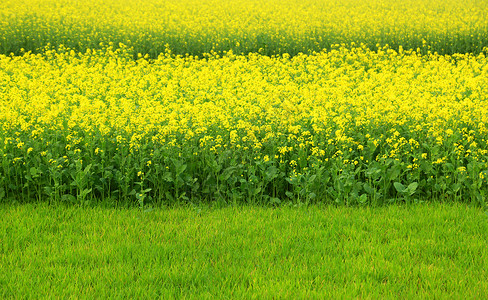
[1,41,488,203]
[2,45,487,159]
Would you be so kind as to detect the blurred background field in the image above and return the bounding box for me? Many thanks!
[1,0,488,57]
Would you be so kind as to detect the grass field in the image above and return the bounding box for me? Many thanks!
[1,202,487,298]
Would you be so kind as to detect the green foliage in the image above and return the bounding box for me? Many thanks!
[2,125,487,207]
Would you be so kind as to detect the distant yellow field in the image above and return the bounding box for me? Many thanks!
[1,0,488,56]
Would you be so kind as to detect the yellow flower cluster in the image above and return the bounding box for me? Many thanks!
[1,45,487,163]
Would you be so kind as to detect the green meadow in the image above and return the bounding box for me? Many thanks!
[1,202,488,298]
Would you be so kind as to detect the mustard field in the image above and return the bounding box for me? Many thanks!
[1,0,488,57]
[1,0,488,206]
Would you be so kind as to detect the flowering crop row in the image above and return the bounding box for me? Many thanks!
[1,45,487,205]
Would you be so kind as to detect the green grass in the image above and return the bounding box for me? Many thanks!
[1,202,487,298]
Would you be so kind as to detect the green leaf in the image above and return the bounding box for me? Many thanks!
[265,166,278,180]
[84,164,92,173]
[285,177,296,185]
[270,197,281,204]
[81,188,92,197]
[61,194,77,203]
[162,172,173,182]
[394,182,405,193]
[172,159,187,175]
[406,182,418,196]
[176,164,187,175]
[365,167,382,178]
[30,167,38,176]
[253,187,261,195]
[178,192,188,201]
[220,166,236,182]
[363,182,375,195]
[358,193,368,204]
[388,167,401,181]
[285,191,294,198]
